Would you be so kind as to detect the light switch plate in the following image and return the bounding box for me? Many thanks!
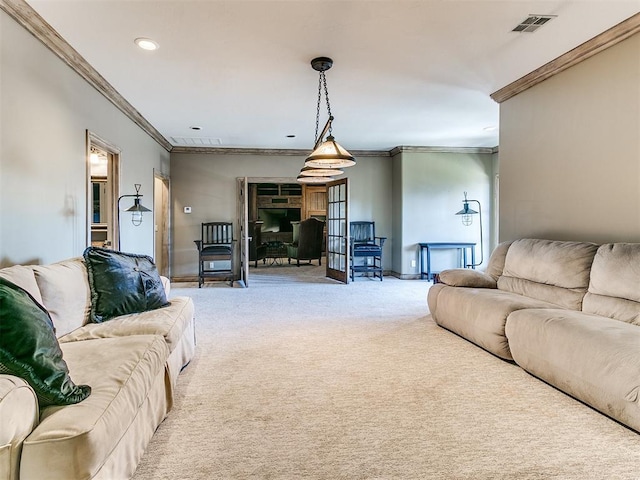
[184,206,192,214]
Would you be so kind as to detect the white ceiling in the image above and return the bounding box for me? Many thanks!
[26,0,640,151]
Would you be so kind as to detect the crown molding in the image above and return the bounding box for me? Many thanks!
[0,0,173,151]
[171,146,391,157]
[389,146,497,156]
[491,13,640,104]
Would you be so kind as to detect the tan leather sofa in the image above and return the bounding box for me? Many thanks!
[0,258,196,480]
[428,238,640,433]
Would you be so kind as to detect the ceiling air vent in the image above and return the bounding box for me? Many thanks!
[170,137,222,146]
[512,14,557,33]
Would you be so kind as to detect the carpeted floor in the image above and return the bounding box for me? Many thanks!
[133,264,640,479]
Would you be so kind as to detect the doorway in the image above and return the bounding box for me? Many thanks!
[237,178,331,285]
[87,131,120,249]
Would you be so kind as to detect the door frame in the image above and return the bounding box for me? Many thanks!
[237,177,249,287]
[237,177,301,286]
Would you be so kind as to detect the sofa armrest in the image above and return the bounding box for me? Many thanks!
[0,375,39,480]
[438,269,498,289]
[160,276,171,297]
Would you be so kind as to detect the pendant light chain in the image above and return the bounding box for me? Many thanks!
[314,74,322,145]
[314,70,333,144]
[322,71,332,136]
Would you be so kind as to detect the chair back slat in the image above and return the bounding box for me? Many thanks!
[202,222,233,246]
[350,221,375,243]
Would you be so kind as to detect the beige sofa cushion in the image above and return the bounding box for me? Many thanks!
[0,376,39,480]
[438,269,497,288]
[506,308,640,433]
[582,243,640,325]
[21,335,170,480]
[432,286,561,360]
[32,259,91,337]
[497,239,599,310]
[0,266,42,306]
[59,296,194,353]
[485,240,513,280]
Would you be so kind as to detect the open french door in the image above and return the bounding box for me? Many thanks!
[237,177,249,287]
[326,178,349,284]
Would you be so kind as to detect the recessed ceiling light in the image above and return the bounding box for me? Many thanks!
[286,134,296,138]
[190,126,202,131]
[134,37,159,51]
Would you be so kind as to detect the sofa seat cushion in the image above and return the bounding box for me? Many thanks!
[59,296,194,354]
[506,308,640,433]
[21,335,170,480]
[498,239,599,310]
[32,258,91,338]
[432,286,561,360]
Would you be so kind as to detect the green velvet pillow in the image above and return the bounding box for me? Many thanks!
[83,247,170,323]
[0,277,91,407]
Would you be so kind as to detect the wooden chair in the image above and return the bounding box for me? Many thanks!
[286,218,325,266]
[350,221,386,281]
[194,222,234,287]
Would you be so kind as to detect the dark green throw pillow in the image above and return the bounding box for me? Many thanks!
[0,277,91,407]
[83,247,170,323]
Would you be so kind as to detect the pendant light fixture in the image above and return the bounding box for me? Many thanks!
[297,57,355,183]
[299,166,344,177]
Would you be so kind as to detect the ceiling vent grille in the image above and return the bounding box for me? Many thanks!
[170,136,222,146]
[512,15,557,33]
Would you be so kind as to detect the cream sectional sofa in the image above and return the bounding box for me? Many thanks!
[427,238,640,433]
[0,256,196,480]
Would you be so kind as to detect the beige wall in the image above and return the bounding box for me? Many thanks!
[169,152,392,278]
[0,11,170,266]
[171,149,495,279]
[393,150,495,277]
[499,33,640,243]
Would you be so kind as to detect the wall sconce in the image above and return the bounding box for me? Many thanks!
[118,184,151,248]
[455,191,483,267]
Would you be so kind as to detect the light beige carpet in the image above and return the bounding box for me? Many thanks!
[133,265,640,479]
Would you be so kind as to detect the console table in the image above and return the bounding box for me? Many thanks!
[418,242,476,280]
